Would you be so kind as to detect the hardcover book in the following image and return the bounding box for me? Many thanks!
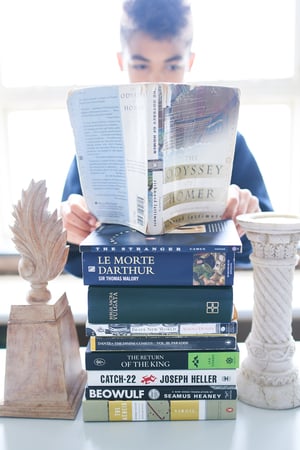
[80,220,241,286]
[85,344,240,370]
[67,83,240,235]
[87,285,234,324]
[82,398,237,421]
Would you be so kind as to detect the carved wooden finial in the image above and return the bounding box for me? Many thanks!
[10,179,69,303]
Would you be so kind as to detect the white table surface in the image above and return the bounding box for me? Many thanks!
[1,344,300,450]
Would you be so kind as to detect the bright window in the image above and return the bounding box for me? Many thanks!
[190,0,295,80]
[0,0,299,252]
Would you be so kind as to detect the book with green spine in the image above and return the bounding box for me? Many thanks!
[85,342,239,370]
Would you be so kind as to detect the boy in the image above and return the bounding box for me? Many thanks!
[61,0,272,277]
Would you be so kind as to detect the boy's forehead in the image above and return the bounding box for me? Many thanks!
[124,32,191,62]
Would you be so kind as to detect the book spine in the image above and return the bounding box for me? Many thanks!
[82,398,237,421]
[82,251,236,286]
[89,335,237,351]
[87,369,236,386]
[85,385,238,400]
[87,285,233,324]
[85,320,238,337]
[147,84,164,234]
[85,349,239,370]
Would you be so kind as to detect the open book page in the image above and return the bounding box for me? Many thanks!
[67,83,240,235]
[67,85,148,228]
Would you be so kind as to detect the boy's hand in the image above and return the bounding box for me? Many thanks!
[60,185,260,243]
[60,194,99,245]
[222,184,261,236]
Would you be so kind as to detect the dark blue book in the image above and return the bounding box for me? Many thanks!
[89,335,237,351]
[80,219,242,286]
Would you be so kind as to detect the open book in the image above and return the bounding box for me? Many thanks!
[67,83,240,235]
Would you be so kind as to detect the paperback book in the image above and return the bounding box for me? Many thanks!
[82,398,237,421]
[87,285,234,324]
[85,319,238,337]
[80,220,242,286]
[85,385,238,401]
[67,83,240,235]
[86,368,237,387]
[89,335,237,352]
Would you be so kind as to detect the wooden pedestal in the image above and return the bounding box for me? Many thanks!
[0,293,87,419]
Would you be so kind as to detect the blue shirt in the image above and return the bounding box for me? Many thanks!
[62,132,273,277]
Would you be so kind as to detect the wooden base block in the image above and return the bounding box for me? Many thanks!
[0,371,86,419]
[0,293,87,419]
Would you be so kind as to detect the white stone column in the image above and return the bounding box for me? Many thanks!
[237,212,300,409]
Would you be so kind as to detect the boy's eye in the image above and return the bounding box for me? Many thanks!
[131,64,148,71]
[166,64,182,72]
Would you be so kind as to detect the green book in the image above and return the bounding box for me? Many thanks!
[87,285,233,324]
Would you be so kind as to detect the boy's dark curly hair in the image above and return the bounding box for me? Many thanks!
[121,0,192,44]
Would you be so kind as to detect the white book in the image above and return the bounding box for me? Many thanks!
[87,368,236,386]
[67,83,240,234]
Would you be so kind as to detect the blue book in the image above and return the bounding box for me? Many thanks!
[80,219,242,286]
[88,334,237,351]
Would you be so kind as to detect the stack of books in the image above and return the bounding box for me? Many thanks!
[66,82,242,421]
[79,219,242,422]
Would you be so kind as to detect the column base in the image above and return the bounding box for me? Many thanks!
[237,364,300,409]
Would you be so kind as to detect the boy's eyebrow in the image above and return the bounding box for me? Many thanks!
[130,55,150,62]
[164,55,184,63]
[130,54,184,63]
